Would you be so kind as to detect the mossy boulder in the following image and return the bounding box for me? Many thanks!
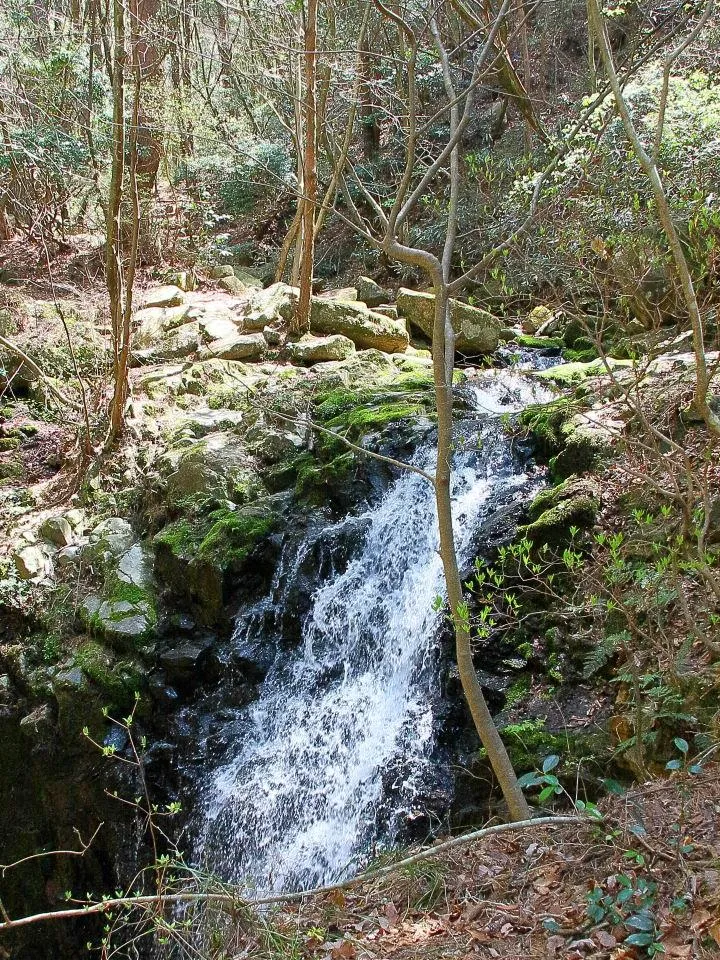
[153,502,280,623]
[536,357,632,387]
[287,334,356,364]
[520,476,600,545]
[162,431,261,501]
[73,639,144,707]
[396,287,500,354]
[356,276,390,308]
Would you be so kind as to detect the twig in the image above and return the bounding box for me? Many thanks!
[0,816,581,932]
[1,824,104,877]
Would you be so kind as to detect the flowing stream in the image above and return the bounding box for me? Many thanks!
[195,366,554,893]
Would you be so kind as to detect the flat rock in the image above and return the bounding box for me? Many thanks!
[132,322,200,364]
[135,305,192,346]
[142,285,185,309]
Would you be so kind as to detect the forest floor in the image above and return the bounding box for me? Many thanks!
[241,773,720,960]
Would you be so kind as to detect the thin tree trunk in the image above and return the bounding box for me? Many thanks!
[297,0,318,332]
[589,0,720,435]
[106,0,127,438]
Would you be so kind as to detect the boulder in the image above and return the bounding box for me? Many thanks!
[163,270,196,292]
[317,287,358,301]
[142,285,185,309]
[232,267,264,289]
[247,427,305,464]
[86,518,135,563]
[135,305,192,346]
[523,305,553,334]
[356,276,390,308]
[373,305,399,320]
[159,639,217,686]
[132,322,200,364]
[39,515,73,547]
[198,309,238,342]
[521,476,601,544]
[14,545,47,580]
[163,431,257,500]
[218,275,254,296]
[199,332,266,362]
[241,283,298,329]
[396,288,500,354]
[210,265,235,279]
[83,595,155,649]
[288,334,356,364]
[310,298,409,353]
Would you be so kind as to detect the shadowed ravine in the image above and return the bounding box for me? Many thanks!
[193,367,554,893]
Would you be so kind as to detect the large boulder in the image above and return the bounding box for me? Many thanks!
[241,283,298,329]
[199,332,266,362]
[218,276,253,296]
[309,298,409,353]
[134,305,192,346]
[396,288,500,354]
[317,287,358,301]
[39,515,73,547]
[356,276,390,308]
[197,308,239,343]
[288,334,356,364]
[132,322,200,365]
[142,285,185,309]
[162,431,258,501]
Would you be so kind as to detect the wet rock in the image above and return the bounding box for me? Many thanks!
[13,544,48,580]
[521,475,601,544]
[159,639,217,686]
[19,703,55,739]
[142,285,185,309]
[288,334,356,364]
[396,287,500,354]
[39,515,73,547]
[356,276,390,308]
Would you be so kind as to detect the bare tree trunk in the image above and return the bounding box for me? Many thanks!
[297,0,318,332]
[589,0,720,436]
[106,0,127,438]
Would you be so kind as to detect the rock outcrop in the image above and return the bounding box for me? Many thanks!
[396,288,500,354]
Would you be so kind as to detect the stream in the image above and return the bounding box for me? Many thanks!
[192,363,555,894]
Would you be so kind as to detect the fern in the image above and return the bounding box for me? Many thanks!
[583,630,630,678]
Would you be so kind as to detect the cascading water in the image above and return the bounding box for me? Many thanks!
[194,366,554,894]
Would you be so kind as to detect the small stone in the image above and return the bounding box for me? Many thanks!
[142,285,185,309]
[263,326,282,346]
[218,275,251,296]
[19,703,54,738]
[14,545,47,580]
[39,515,73,547]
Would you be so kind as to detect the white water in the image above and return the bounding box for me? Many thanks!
[196,370,552,892]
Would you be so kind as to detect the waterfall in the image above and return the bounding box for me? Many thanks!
[195,368,553,893]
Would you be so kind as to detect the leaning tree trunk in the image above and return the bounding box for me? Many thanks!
[431,285,531,823]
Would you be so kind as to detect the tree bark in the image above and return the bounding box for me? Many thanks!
[297,0,318,332]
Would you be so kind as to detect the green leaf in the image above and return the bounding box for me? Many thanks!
[518,771,540,788]
[625,932,655,947]
[666,759,683,771]
[542,754,560,773]
[538,785,555,803]
[673,737,689,754]
[626,911,655,931]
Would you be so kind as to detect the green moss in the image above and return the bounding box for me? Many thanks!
[495,718,610,773]
[519,495,598,544]
[0,437,20,451]
[295,453,355,502]
[74,640,143,705]
[536,357,633,386]
[153,519,199,558]
[512,334,564,350]
[519,398,578,454]
[197,508,277,566]
[505,675,531,708]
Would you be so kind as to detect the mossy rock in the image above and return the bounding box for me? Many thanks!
[536,357,633,387]
[73,640,144,707]
[520,476,600,546]
[511,334,564,350]
[153,502,280,624]
[498,718,611,776]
